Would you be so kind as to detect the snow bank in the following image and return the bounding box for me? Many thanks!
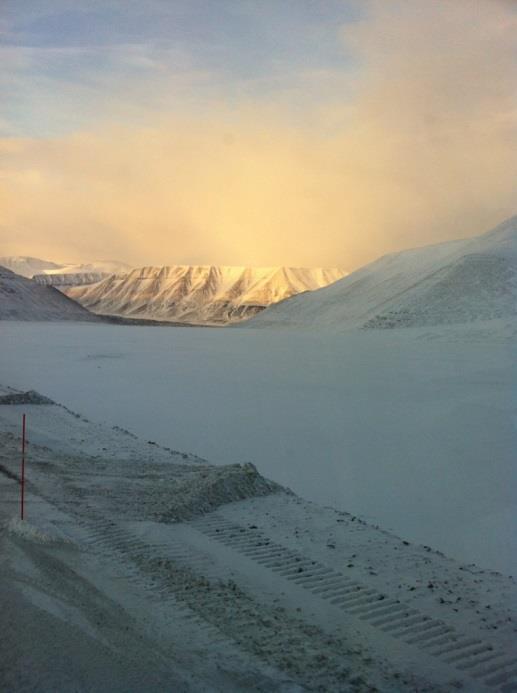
[161,462,286,521]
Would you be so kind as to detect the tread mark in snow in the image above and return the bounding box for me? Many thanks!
[190,512,514,690]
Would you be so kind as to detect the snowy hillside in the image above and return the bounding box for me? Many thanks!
[0,266,100,321]
[246,216,517,329]
[34,272,118,287]
[0,256,62,277]
[0,256,132,287]
[64,265,346,324]
[35,260,133,287]
[40,260,132,276]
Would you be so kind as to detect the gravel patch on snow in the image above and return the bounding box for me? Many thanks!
[0,389,54,405]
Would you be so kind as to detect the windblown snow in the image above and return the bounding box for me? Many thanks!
[63,265,347,324]
[246,216,517,329]
[0,266,101,321]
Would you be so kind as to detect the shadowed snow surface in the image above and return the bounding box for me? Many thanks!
[0,266,101,321]
[0,320,514,575]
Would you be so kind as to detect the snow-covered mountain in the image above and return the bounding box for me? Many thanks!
[0,256,132,287]
[0,266,100,321]
[34,260,132,288]
[245,215,517,329]
[41,260,132,277]
[34,270,121,287]
[0,256,63,278]
[64,266,347,324]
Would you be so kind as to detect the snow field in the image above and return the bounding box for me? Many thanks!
[0,320,514,574]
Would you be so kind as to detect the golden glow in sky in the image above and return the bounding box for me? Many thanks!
[1,1,516,269]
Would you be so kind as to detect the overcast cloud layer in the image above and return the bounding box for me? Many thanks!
[1,0,515,269]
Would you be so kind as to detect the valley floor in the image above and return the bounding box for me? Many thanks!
[1,391,516,692]
[0,320,514,574]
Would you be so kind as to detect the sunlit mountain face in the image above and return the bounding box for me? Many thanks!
[63,265,347,325]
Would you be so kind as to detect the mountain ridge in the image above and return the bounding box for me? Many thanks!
[0,256,62,277]
[0,256,133,292]
[63,265,347,325]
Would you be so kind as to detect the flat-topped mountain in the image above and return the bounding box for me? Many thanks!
[63,266,347,325]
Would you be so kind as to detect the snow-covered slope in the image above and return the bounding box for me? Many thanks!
[0,266,100,321]
[41,260,132,276]
[34,272,119,287]
[64,266,347,324]
[0,257,132,287]
[246,215,517,329]
[34,260,132,288]
[0,256,62,278]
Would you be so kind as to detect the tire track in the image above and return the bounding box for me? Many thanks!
[70,508,376,691]
[190,513,516,692]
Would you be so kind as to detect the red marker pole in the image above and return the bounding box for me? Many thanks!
[21,414,26,521]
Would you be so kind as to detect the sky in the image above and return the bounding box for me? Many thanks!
[1,0,516,269]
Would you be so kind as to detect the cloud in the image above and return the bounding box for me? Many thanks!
[1,0,515,268]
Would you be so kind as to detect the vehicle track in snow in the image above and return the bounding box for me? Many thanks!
[1,411,515,693]
[187,513,517,693]
[68,505,392,692]
[0,444,441,692]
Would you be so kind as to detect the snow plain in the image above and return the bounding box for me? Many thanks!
[0,320,514,576]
